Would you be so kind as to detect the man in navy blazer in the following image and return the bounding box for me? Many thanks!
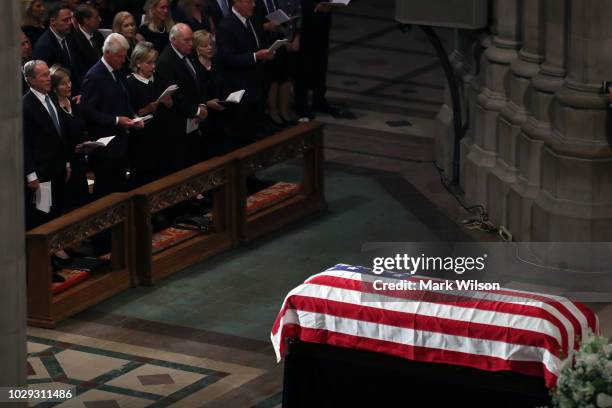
[80,33,142,199]
[216,0,275,148]
[32,4,82,93]
[23,60,71,230]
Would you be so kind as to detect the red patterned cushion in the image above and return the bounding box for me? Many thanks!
[51,269,90,295]
[152,227,200,254]
[246,182,299,215]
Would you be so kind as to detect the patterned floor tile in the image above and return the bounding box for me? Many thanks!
[28,341,52,354]
[55,349,130,381]
[28,357,51,380]
[105,364,205,397]
[137,374,174,386]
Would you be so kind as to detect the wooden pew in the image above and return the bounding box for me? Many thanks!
[132,156,235,285]
[26,193,133,328]
[233,122,326,243]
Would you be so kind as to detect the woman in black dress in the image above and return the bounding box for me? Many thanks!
[50,65,92,211]
[126,41,173,188]
[264,0,301,126]
[21,0,46,47]
[193,29,230,158]
[137,0,174,53]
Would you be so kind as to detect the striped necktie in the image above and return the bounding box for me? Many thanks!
[44,95,61,136]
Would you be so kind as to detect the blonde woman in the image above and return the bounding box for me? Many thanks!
[126,42,173,187]
[193,30,228,157]
[50,65,91,211]
[138,0,174,53]
[113,11,139,71]
[21,0,46,46]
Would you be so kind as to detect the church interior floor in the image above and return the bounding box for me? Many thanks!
[26,1,612,406]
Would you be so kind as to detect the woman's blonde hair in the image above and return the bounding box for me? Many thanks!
[143,0,174,33]
[112,11,134,35]
[193,29,213,49]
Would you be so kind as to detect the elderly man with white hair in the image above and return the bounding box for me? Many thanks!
[155,22,208,174]
[80,32,143,199]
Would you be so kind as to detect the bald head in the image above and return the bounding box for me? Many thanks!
[170,23,193,56]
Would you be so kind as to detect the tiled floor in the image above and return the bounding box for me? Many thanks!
[25,2,611,407]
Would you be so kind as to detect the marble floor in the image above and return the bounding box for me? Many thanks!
[26,1,611,407]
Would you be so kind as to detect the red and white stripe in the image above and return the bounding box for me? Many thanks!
[271,267,599,388]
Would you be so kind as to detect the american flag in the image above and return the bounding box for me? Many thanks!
[271,264,599,388]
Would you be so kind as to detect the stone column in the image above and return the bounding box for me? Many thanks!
[486,0,546,228]
[463,0,521,208]
[509,0,568,240]
[0,0,28,397]
[531,0,612,240]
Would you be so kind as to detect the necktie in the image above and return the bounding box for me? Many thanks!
[183,56,198,84]
[247,19,260,48]
[264,0,276,13]
[60,38,71,67]
[113,70,128,95]
[44,95,61,136]
[217,0,229,16]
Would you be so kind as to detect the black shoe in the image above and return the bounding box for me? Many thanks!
[267,115,290,129]
[280,116,298,126]
[52,272,66,283]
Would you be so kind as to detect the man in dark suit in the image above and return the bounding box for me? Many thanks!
[80,33,142,199]
[156,23,209,173]
[72,4,104,86]
[216,0,275,148]
[32,4,82,93]
[294,0,339,120]
[23,60,71,230]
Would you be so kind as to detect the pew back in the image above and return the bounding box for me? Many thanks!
[26,193,133,328]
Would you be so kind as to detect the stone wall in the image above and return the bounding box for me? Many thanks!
[438,0,612,241]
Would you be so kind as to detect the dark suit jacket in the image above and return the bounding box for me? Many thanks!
[216,12,265,103]
[23,91,70,182]
[71,27,104,84]
[156,45,205,135]
[79,60,134,158]
[207,0,225,27]
[32,29,82,92]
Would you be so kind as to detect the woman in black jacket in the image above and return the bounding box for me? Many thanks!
[125,41,173,187]
[50,64,92,211]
